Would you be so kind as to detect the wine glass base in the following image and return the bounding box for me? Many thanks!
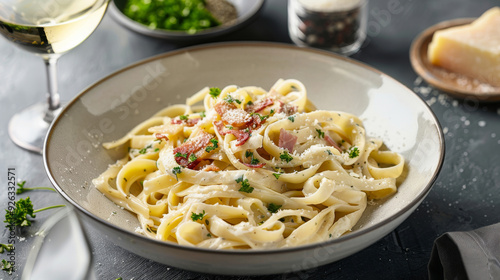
[8,103,57,154]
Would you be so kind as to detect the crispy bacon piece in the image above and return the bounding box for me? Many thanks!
[242,162,266,168]
[277,101,298,116]
[222,109,252,128]
[155,133,169,141]
[173,131,213,168]
[214,101,237,116]
[214,121,251,146]
[325,135,343,153]
[246,97,274,113]
[202,164,221,172]
[171,117,201,127]
[279,128,298,153]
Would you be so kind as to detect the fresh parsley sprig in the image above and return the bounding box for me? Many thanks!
[191,210,206,221]
[205,138,218,153]
[279,151,294,163]
[267,203,282,213]
[236,176,253,193]
[0,244,13,254]
[316,128,325,139]
[4,197,65,231]
[1,259,13,275]
[209,87,221,98]
[172,166,182,180]
[348,146,360,158]
[16,180,55,195]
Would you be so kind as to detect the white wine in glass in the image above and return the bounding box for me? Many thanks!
[0,0,109,153]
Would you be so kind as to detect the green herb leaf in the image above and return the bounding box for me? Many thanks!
[273,173,281,179]
[288,115,295,122]
[348,146,360,158]
[205,138,219,152]
[175,152,187,158]
[179,115,188,120]
[188,154,197,162]
[279,151,293,163]
[191,210,205,221]
[224,95,240,104]
[1,259,13,275]
[316,128,325,139]
[209,87,221,98]
[0,244,14,254]
[250,156,260,165]
[236,176,253,193]
[15,180,54,194]
[172,166,182,180]
[267,203,282,213]
[4,197,64,231]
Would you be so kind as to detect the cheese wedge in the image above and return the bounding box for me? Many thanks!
[428,7,500,87]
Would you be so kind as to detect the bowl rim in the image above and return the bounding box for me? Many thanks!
[109,0,266,40]
[43,41,445,256]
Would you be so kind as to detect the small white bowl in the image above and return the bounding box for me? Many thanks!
[109,0,265,40]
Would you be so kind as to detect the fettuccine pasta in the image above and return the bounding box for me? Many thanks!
[93,79,404,249]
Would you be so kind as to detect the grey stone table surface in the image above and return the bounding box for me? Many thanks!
[1,0,499,279]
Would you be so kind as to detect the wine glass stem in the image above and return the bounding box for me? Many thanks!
[43,55,61,123]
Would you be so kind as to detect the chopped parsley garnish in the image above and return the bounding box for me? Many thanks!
[250,157,260,165]
[188,154,197,162]
[199,111,206,118]
[273,173,281,179]
[326,150,333,156]
[223,95,241,104]
[205,138,219,152]
[316,129,325,139]
[348,146,360,158]
[267,203,282,213]
[288,115,295,122]
[246,100,253,106]
[154,148,160,152]
[236,176,253,193]
[139,144,152,154]
[279,151,294,163]
[191,210,205,221]
[245,151,260,165]
[209,87,221,98]
[172,166,182,180]
[179,115,188,120]
[226,125,233,130]
[175,152,188,158]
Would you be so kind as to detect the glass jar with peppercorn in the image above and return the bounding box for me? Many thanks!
[288,0,368,56]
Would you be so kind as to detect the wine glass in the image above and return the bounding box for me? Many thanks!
[0,0,109,154]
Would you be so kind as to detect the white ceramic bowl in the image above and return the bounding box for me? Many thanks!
[109,0,265,40]
[44,42,444,275]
